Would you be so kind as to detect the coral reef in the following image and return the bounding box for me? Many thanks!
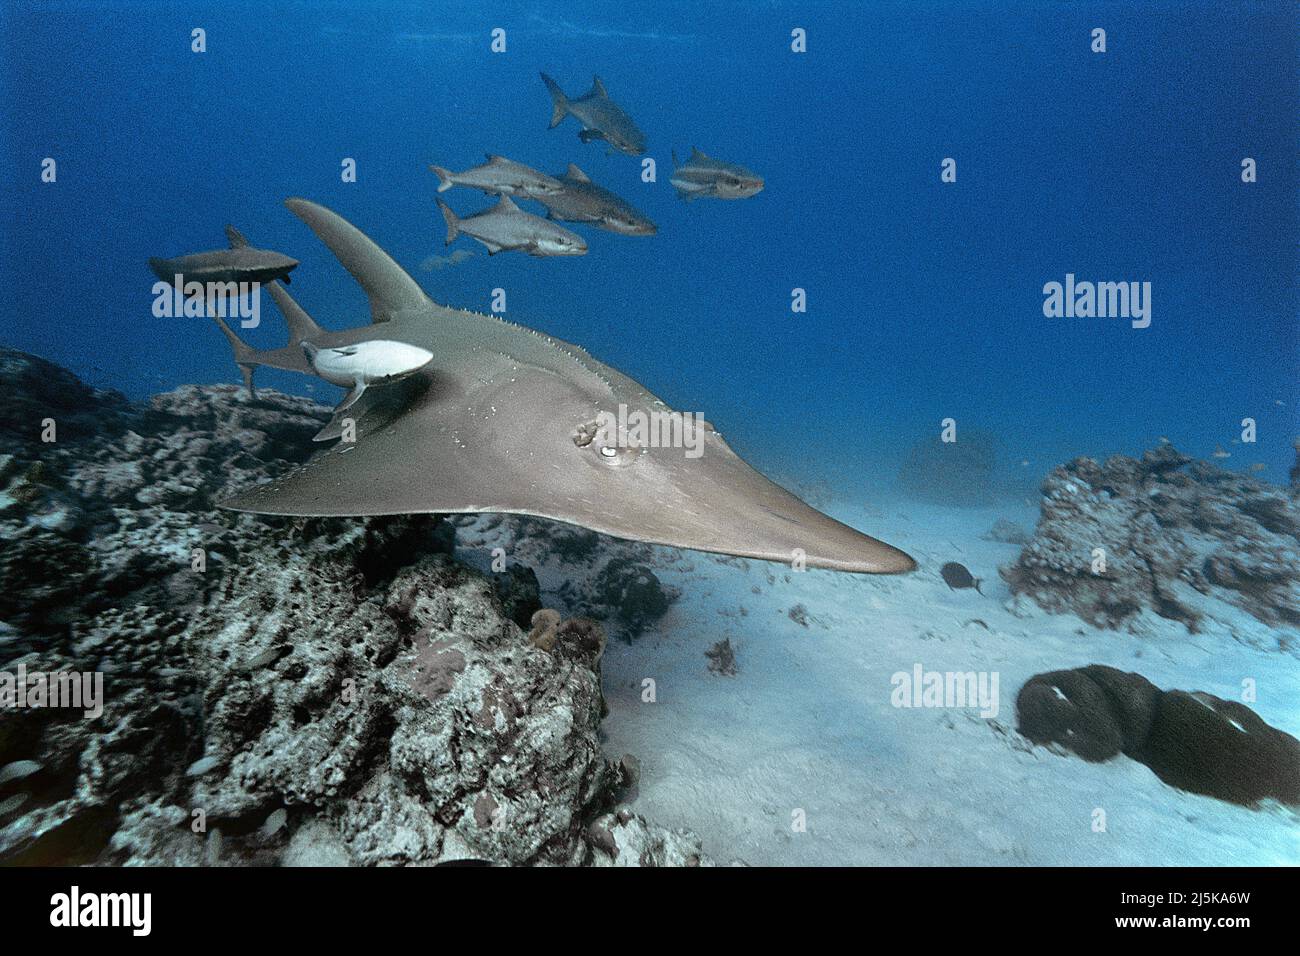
[527,608,563,652]
[1016,665,1300,807]
[455,515,680,640]
[1003,444,1300,644]
[0,348,704,866]
[585,810,706,866]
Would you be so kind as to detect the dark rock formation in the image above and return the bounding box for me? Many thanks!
[1140,691,1300,807]
[0,348,705,866]
[490,564,543,629]
[1016,665,1300,806]
[898,428,998,506]
[584,557,677,639]
[705,638,737,676]
[461,515,680,641]
[1003,445,1300,638]
[0,349,131,446]
[1017,666,1159,762]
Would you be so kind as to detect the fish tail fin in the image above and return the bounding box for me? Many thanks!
[429,165,455,193]
[208,280,317,397]
[671,149,679,169]
[148,257,174,282]
[540,72,568,128]
[213,316,264,398]
[438,200,459,245]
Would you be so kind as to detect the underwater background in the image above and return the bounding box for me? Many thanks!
[1,1,1298,867]
[5,0,1297,494]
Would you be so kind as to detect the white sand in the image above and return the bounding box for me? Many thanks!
[585,497,1300,866]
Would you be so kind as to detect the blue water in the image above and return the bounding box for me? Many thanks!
[3,0,1297,497]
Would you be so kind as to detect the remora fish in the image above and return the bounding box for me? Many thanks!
[670,148,765,201]
[429,154,564,197]
[213,198,916,575]
[540,72,646,155]
[438,195,587,257]
[302,340,434,420]
[149,225,299,285]
[531,164,657,235]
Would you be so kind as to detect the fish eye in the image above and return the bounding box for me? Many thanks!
[574,416,640,466]
[594,442,642,468]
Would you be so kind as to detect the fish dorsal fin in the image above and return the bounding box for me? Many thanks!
[265,282,326,344]
[566,164,591,183]
[225,225,249,249]
[494,194,520,212]
[690,147,710,161]
[591,75,608,98]
[285,197,429,324]
[485,153,507,164]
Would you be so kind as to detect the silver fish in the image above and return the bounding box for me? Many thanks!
[429,154,564,198]
[438,195,587,257]
[541,72,646,155]
[670,148,764,201]
[149,225,298,286]
[531,164,656,235]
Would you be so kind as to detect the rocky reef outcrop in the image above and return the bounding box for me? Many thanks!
[454,515,680,641]
[0,348,704,866]
[1016,665,1300,807]
[1002,445,1300,644]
